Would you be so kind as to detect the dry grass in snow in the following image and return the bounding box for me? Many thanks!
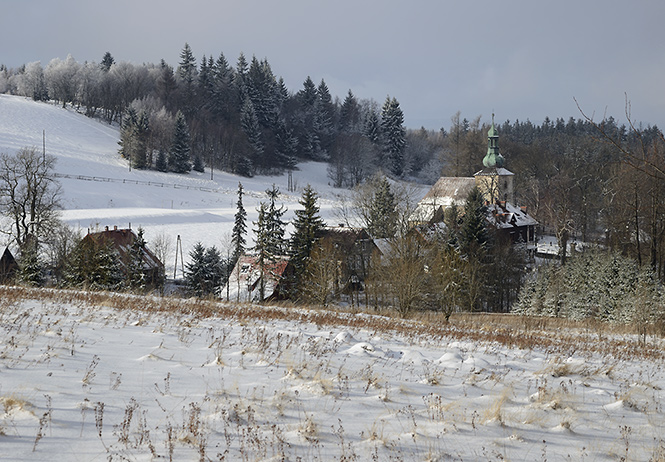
[1,286,665,461]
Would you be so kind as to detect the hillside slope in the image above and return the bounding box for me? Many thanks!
[0,95,340,270]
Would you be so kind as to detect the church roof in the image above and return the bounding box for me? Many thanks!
[420,177,476,206]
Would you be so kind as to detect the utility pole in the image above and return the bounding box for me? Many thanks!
[173,235,184,279]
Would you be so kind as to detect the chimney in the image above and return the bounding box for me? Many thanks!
[114,225,118,231]
[104,226,109,231]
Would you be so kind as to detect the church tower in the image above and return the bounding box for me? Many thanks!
[474,114,514,204]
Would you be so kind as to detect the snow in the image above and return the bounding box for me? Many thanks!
[1,95,665,460]
[0,291,663,460]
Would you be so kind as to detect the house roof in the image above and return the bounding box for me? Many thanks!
[486,201,538,229]
[224,254,292,302]
[84,227,163,272]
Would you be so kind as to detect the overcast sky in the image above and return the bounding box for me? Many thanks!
[2,0,664,130]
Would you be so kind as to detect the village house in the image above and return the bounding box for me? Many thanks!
[224,255,293,302]
[317,225,379,294]
[0,247,18,283]
[81,226,165,288]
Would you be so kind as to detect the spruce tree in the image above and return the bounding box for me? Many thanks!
[100,51,115,72]
[184,243,225,298]
[364,109,381,144]
[252,202,271,301]
[367,176,397,239]
[290,185,325,289]
[126,227,147,291]
[169,111,191,173]
[155,150,167,172]
[240,97,263,172]
[17,242,44,287]
[231,182,247,262]
[264,184,287,256]
[459,186,488,256]
[252,186,287,301]
[340,90,360,133]
[380,96,406,177]
[177,42,197,114]
[66,238,122,291]
[192,155,205,173]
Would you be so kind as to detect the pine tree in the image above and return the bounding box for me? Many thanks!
[126,227,147,291]
[264,185,287,256]
[184,243,225,298]
[169,111,191,173]
[177,43,197,114]
[17,241,44,287]
[380,96,406,177]
[290,185,325,289]
[100,51,115,72]
[155,150,167,172]
[364,109,381,144]
[231,182,247,262]
[459,186,488,257]
[339,90,360,133]
[240,97,263,172]
[66,237,123,291]
[367,176,397,238]
[252,186,287,301]
[192,155,205,173]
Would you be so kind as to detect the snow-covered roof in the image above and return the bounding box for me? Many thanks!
[485,201,538,229]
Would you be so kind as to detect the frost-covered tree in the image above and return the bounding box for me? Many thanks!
[44,55,81,108]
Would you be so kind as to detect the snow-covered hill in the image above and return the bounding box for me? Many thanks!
[0,95,341,271]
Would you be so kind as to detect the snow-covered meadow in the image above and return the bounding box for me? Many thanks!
[1,287,664,461]
[1,95,665,460]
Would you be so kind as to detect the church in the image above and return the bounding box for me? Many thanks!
[412,115,538,246]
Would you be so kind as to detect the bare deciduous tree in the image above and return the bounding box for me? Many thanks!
[0,147,61,250]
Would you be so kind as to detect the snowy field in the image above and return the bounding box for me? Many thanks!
[1,287,664,461]
[2,95,665,460]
